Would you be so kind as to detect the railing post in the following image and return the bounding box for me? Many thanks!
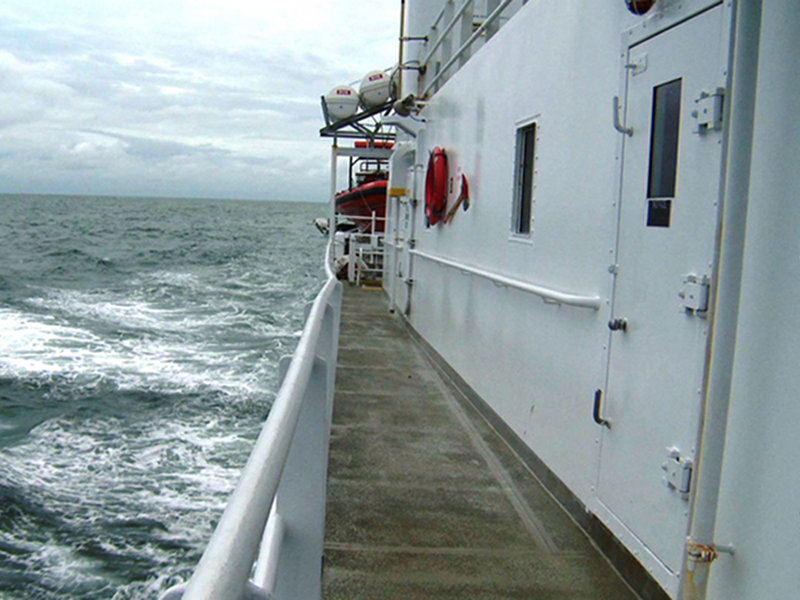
[459,0,474,67]
[347,235,356,283]
[252,507,284,594]
[486,0,501,39]
[325,288,342,419]
[269,355,329,600]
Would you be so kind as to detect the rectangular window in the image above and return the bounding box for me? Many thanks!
[647,78,682,200]
[513,122,537,236]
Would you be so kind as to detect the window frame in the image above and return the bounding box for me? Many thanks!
[510,116,539,241]
[647,78,682,201]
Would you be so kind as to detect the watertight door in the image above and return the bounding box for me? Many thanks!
[597,5,726,594]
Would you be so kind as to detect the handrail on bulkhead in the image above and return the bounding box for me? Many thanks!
[421,0,477,66]
[163,240,342,600]
[410,248,602,310]
[421,0,516,96]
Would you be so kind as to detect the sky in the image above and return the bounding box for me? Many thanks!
[0,1,400,202]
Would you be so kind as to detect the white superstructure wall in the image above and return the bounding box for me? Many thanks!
[401,0,641,518]
[706,3,800,598]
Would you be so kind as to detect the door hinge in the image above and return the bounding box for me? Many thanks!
[679,274,710,313]
[693,87,725,134]
[663,447,693,500]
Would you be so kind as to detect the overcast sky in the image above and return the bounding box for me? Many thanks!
[0,1,399,202]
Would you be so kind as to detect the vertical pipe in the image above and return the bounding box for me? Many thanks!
[398,0,406,99]
[329,144,338,254]
[404,163,420,316]
[682,2,761,598]
[389,195,398,312]
[272,358,329,600]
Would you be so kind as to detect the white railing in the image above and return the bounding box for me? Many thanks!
[411,248,602,309]
[355,242,385,286]
[419,0,520,96]
[162,241,342,600]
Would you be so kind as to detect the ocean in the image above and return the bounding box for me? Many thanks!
[0,194,328,599]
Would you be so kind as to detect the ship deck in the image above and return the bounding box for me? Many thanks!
[322,285,639,599]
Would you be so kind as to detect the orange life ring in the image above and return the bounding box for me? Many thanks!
[425,147,448,226]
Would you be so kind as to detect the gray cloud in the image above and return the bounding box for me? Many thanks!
[0,2,398,201]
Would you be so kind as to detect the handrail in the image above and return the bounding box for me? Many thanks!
[410,248,602,309]
[422,0,474,66]
[423,0,515,97]
[167,240,342,600]
[428,1,451,36]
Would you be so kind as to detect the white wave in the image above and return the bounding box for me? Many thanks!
[0,413,255,597]
[26,286,299,338]
[145,270,201,287]
[28,291,191,331]
[0,307,279,398]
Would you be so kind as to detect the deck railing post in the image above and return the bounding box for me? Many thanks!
[324,289,342,418]
[269,356,328,600]
[347,235,357,283]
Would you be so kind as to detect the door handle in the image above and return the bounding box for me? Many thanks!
[612,96,634,137]
[593,389,611,428]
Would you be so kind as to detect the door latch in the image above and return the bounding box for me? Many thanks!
[608,318,628,332]
[679,274,709,313]
[663,447,693,500]
[692,87,725,134]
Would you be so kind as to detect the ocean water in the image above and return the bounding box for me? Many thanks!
[0,194,327,599]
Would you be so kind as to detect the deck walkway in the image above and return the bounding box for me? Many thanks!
[322,285,638,599]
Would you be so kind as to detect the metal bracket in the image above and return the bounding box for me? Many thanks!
[625,53,648,76]
[613,96,633,137]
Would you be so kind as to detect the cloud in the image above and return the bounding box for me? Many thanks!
[0,1,399,201]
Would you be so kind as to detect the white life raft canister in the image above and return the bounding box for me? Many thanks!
[359,70,392,108]
[325,85,360,121]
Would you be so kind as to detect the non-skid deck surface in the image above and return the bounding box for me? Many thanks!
[323,285,637,599]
